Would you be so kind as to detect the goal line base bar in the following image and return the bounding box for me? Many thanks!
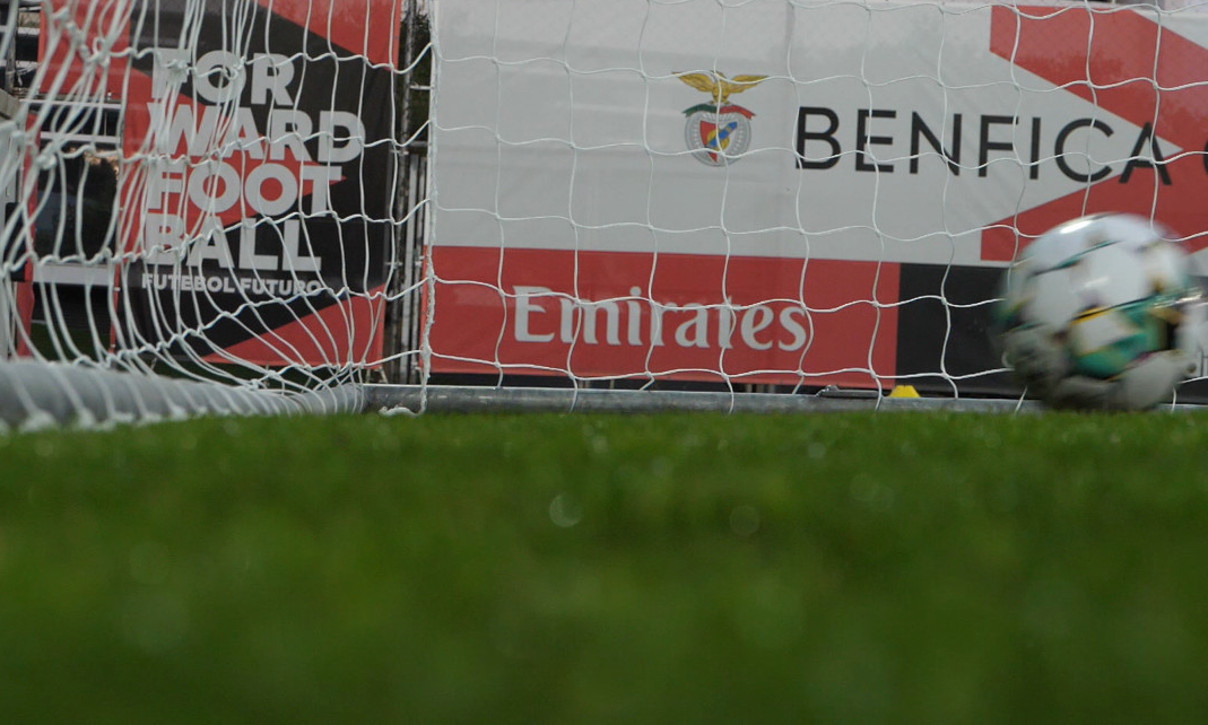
[365,385,1049,415]
[0,362,367,431]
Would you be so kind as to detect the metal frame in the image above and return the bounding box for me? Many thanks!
[383,0,430,384]
[365,384,1044,415]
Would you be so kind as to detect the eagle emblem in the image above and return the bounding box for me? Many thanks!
[676,71,768,166]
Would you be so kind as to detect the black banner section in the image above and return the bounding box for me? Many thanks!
[895,264,1017,398]
[118,0,396,366]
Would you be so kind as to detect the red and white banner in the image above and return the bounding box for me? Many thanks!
[431,0,1208,387]
[33,0,402,368]
[429,246,898,386]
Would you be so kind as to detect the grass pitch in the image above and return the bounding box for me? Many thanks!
[2,410,1208,722]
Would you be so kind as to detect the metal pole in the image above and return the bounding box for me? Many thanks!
[0,1,19,361]
[364,384,1045,415]
[2,1,16,95]
[383,0,426,384]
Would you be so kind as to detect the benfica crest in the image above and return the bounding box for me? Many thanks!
[676,71,768,166]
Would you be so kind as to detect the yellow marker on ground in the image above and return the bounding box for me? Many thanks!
[888,385,920,398]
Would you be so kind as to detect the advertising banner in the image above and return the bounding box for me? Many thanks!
[429,0,1208,390]
[36,0,401,367]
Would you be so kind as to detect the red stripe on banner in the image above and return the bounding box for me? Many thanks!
[255,0,403,68]
[428,247,900,388]
[214,286,388,367]
[984,6,1208,260]
[14,275,35,358]
[37,2,131,99]
[990,6,1208,150]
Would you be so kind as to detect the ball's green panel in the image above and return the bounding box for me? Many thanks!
[1067,296,1180,379]
[1071,338,1146,379]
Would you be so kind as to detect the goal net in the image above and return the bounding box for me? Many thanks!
[0,0,416,426]
[3,0,1208,426]
[423,0,1208,404]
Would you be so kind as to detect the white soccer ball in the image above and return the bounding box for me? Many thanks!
[996,213,1206,410]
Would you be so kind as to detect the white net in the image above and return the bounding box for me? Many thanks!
[424,0,1208,401]
[6,0,1208,426]
[0,0,418,416]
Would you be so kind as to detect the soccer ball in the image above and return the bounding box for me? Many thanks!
[996,213,1205,410]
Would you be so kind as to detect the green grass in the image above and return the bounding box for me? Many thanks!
[2,411,1208,723]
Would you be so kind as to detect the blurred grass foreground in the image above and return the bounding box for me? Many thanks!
[2,410,1208,722]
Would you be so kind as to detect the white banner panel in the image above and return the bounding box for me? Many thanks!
[432,0,1208,266]
[428,0,1208,387]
